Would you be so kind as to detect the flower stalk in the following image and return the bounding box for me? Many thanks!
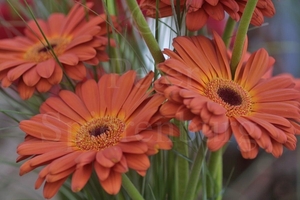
[122,174,144,200]
[125,0,165,64]
[183,140,207,200]
[206,148,224,200]
[173,121,190,199]
[105,0,122,74]
[230,0,259,76]
[222,17,236,48]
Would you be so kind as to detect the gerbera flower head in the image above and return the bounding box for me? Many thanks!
[139,0,240,31]
[139,0,185,18]
[236,0,276,26]
[154,32,300,159]
[140,0,275,31]
[0,2,120,99]
[17,70,178,199]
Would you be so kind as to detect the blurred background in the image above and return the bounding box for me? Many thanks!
[0,0,300,199]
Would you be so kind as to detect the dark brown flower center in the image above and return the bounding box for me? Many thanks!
[38,44,57,53]
[204,78,252,117]
[217,87,242,106]
[89,125,109,136]
[74,117,125,151]
[24,37,71,63]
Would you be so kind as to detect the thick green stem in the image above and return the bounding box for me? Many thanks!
[183,140,207,200]
[122,174,144,200]
[222,18,236,48]
[125,0,165,64]
[104,0,122,74]
[174,121,190,200]
[230,0,258,76]
[206,148,223,200]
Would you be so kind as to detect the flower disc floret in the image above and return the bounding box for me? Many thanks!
[75,117,125,151]
[205,78,252,117]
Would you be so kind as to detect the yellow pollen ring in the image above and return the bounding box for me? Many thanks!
[74,116,125,151]
[204,78,252,117]
[23,37,71,63]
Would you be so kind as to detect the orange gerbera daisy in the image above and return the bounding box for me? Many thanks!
[140,0,275,31]
[0,2,119,99]
[236,0,275,26]
[17,70,178,199]
[139,0,240,31]
[154,32,300,159]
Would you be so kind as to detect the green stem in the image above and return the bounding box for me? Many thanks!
[174,121,190,199]
[222,18,236,48]
[154,0,160,80]
[183,140,207,200]
[167,146,177,200]
[122,174,144,200]
[230,0,258,76]
[104,0,122,74]
[206,148,223,200]
[125,0,165,64]
[106,0,116,15]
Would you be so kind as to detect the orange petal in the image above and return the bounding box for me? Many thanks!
[96,146,122,167]
[94,161,110,181]
[22,66,40,87]
[48,151,81,174]
[159,102,180,118]
[59,90,92,120]
[36,78,52,92]
[164,86,183,103]
[112,156,128,173]
[240,144,259,159]
[58,53,79,66]
[19,118,69,141]
[203,3,225,21]
[175,105,195,120]
[155,122,180,137]
[271,140,283,158]
[17,141,67,155]
[47,62,63,85]
[35,176,46,190]
[186,9,208,31]
[78,79,100,117]
[75,151,97,168]
[17,80,35,99]
[46,167,75,182]
[64,62,86,80]
[118,142,148,154]
[71,163,93,192]
[235,117,262,139]
[255,130,273,153]
[44,97,86,124]
[207,128,232,151]
[230,118,255,153]
[43,177,68,199]
[112,70,137,115]
[245,115,287,143]
[48,13,65,35]
[100,171,122,195]
[256,102,300,120]
[36,59,56,78]
[7,62,35,82]
[122,71,154,118]
[136,170,147,176]
[188,116,203,132]
[125,153,150,171]
[285,134,297,150]
[97,73,119,115]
